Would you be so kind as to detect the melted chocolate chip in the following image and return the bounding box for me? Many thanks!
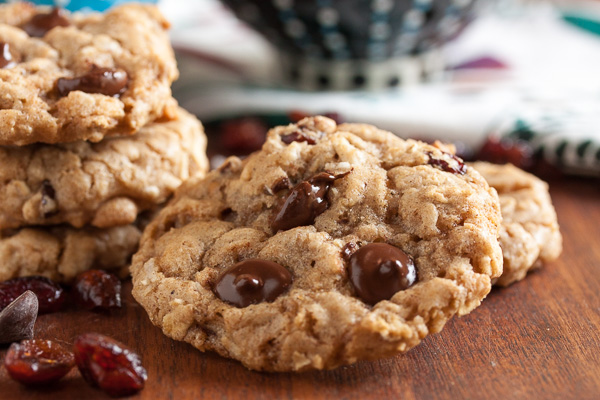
[57,65,128,97]
[281,130,318,145]
[213,259,292,308]
[22,8,70,38]
[270,177,290,193]
[271,171,350,232]
[0,291,38,344]
[0,42,17,69]
[427,152,467,175]
[347,243,417,305]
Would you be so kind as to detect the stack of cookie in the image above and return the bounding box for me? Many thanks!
[0,3,208,283]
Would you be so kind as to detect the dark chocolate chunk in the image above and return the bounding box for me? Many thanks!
[270,177,290,193]
[0,291,38,344]
[347,243,417,305]
[57,65,128,97]
[213,259,292,308]
[22,8,70,38]
[0,42,17,69]
[271,171,350,232]
[39,179,58,218]
[427,152,467,175]
[40,179,55,200]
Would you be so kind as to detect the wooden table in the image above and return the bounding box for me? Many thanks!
[1,177,599,400]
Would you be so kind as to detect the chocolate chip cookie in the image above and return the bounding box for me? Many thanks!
[470,162,562,287]
[0,107,208,230]
[0,224,140,284]
[131,116,503,371]
[0,3,178,145]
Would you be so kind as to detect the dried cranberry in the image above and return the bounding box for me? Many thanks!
[0,291,38,344]
[73,270,121,311]
[74,333,147,397]
[341,242,358,262]
[427,152,467,175]
[5,339,75,385]
[477,136,534,170]
[289,110,311,122]
[0,276,66,314]
[281,130,318,145]
[220,118,267,154]
[322,112,343,124]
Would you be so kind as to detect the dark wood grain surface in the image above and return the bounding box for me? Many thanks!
[1,177,599,400]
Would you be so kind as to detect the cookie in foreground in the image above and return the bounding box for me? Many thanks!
[131,116,503,371]
[470,162,562,286]
[0,3,178,145]
[0,107,208,231]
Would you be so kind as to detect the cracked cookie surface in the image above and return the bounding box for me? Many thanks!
[0,107,208,230]
[470,162,562,286]
[0,3,178,145]
[131,116,503,371]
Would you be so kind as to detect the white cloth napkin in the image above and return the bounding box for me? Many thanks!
[160,0,600,176]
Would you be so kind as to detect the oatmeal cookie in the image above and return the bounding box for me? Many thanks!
[470,162,562,286]
[0,107,208,230]
[0,224,140,283]
[0,3,178,145]
[131,116,503,371]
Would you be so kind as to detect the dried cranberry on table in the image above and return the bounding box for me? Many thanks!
[289,110,311,122]
[74,333,147,397]
[477,136,534,170]
[219,118,267,154]
[4,339,75,385]
[73,270,122,311]
[0,276,66,314]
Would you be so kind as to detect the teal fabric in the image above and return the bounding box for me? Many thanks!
[0,0,157,12]
[562,14,600,36]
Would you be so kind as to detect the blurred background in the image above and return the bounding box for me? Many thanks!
[5,0,600,178]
